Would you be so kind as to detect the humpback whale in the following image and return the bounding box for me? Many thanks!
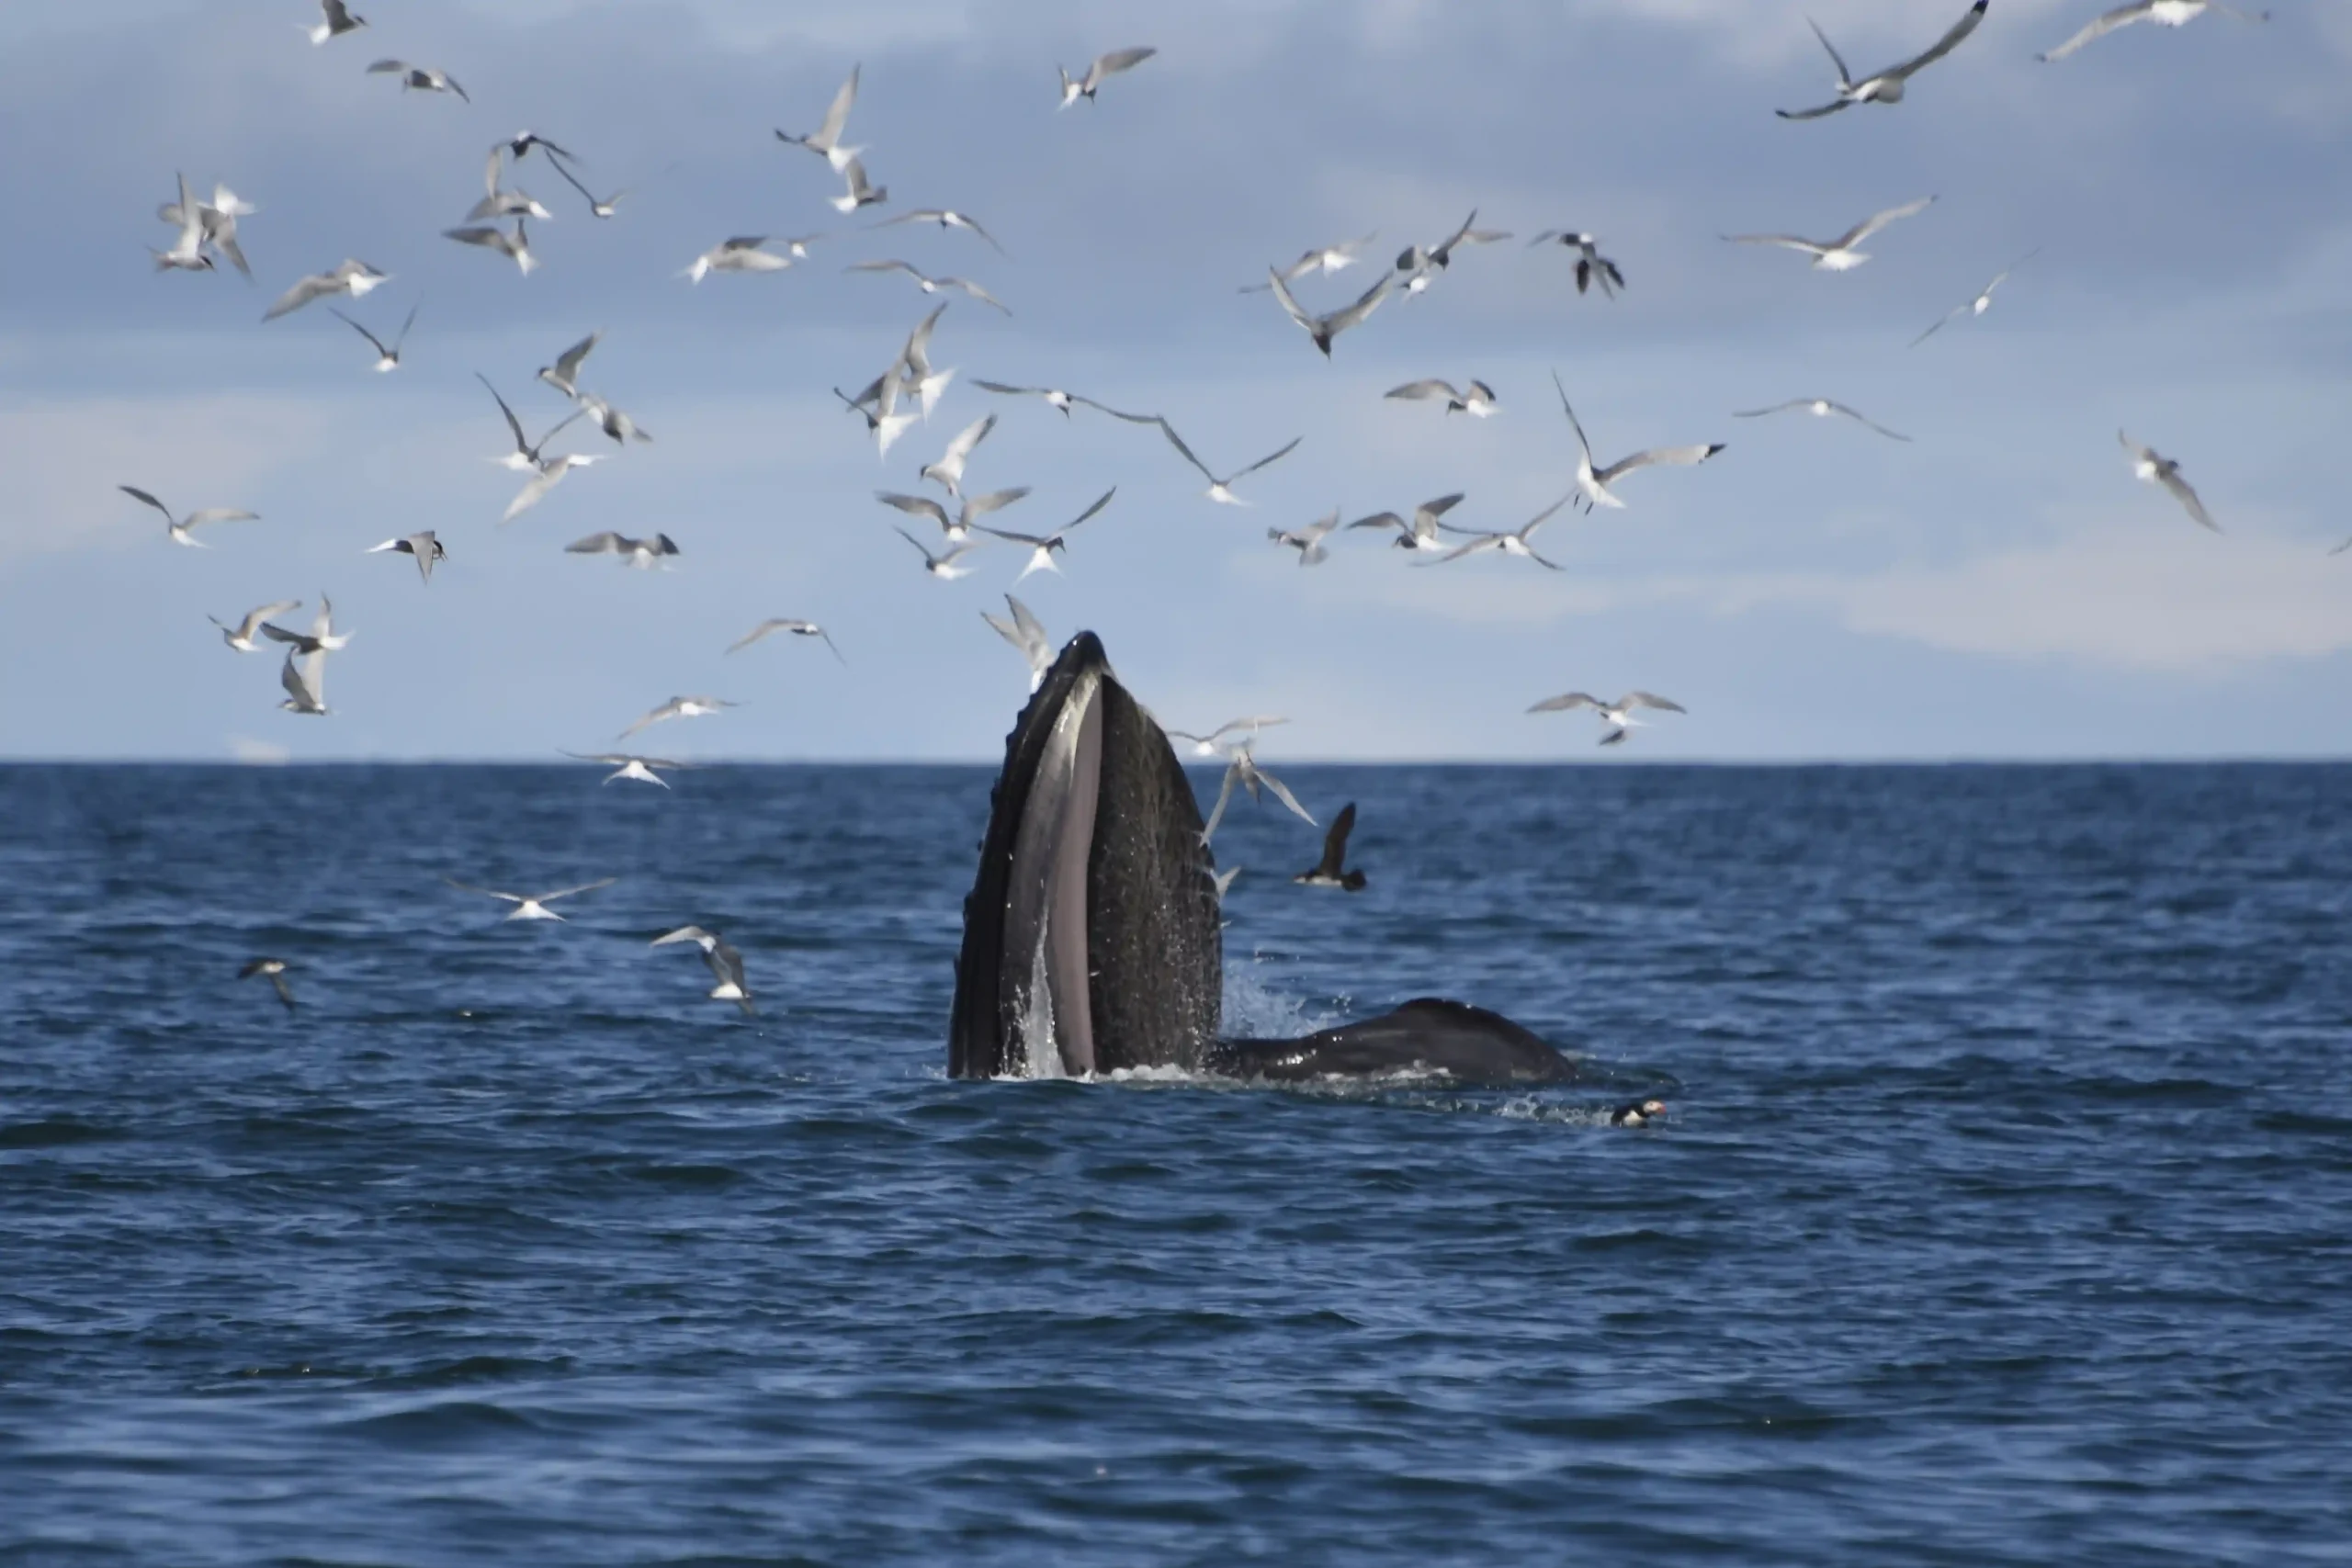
[949,632,1580,1086]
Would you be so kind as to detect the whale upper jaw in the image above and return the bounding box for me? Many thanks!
[949,632,1222,1079]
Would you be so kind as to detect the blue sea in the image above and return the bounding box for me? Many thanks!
[4,761,2348,1565]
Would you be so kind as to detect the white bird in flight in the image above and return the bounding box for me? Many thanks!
[981,594,1054,691]
[445,876,617,922]
[262,259,387,321]
[619,696,739,741]
[563,751,697,787]
[1385,378,1497,418]
[1239,233,1378,293]
[368,59,469,101]
[304,0,366,47]
[776,64,864,171]
[830,156,888,214]
[566,531,679,569]
[1422,493,1576,570]
[1155,423,1302,506]
[877,486,1030,546]
[727,619,844,663]
[119,485,258,549]
[2119,431,2218,532]
[503,453,602,524]
[1528,231,1625,298]
[1527,690,1688,747]
[260,596,354,655]
[1200,744,1316,844]
[687,236,791,283]
[1724,197,1935,272]
[329,302,416,371]
[481,374,583,471]
[1395,209,1513,294]
[537,331,600,399]
[1268,508,1343,567]
[277,647,329,716]
[1346,492,1467,554]
[1553,375,1724,511]
[1058,46,1157,107]
[2040,2,2268,62]
[920,413,997,499]
[1165,716,1289,760]
[978,488,1117,582]
[1267,269,1394,357]
[1733,399,1911,442]
[846,259,1011,315]
[209,600,302,653]
[443,218,537,276]
[650,926,754,1013]
[367,530,446,583]
[873,208,1007,254]
[1777,0,1988,119]
[894,526,984,581]
[1911,250,2040,346]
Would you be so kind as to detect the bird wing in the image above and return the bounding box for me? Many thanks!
[329,308,389,356]
[876,491,952,527]
[1385,379,1456,402]
[503,467,563,524]
[958,215,1007,254]
[942,413,996,467]
[444,877,524,902]
[1623,692,1687,714]
[1229,436,1304,482]
[566,532,628,554]
[537,878,617,903]
[1549,373,1596,467]
[944,277,1012,314]
[725,621,786,654]
[1344,511,1405,533]
[1007,593,1049,648]
[1092,46,1158,79]
[1425,533,1503,566]
[961,486,1032,523]
[477,373,529,451]
[182,508,260,528]
[1199,760,1242,844]
[1527,692,1601,714]
[1596,444,1724,484]
[391,302,419,350]
[847,258,924,278]
[2161,468,2218,532]
[973,379,1044,398]
[1253,763,1317,828]
[1839,197,1935,249]
[1317,802,1357,876]
[617,702,680,739]
[891,525,942,566]
[1890,0,1989,79]
[1057,487,1117,534]
[1733,401,1806,419]
[2040,3,2153,61]
[1908,305,1969,348]
[1775,97,1853,121]
[119,485,174,523]
[1264,267,1315,332]
[366,58,409,75]
[1723,232,1829,254]
[1323,273,1394,334]
[1831,403,1912,441]
[816,64,859,147]
[1073,395,1160,423]
[553,331,601,386]
[263,272,333,321]
[1154,419,1216,481]
[1804,15,1854,85]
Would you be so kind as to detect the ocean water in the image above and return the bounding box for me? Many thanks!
[3,761,2348,1566]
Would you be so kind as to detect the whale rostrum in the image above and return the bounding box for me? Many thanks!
[950,632,1580,1086]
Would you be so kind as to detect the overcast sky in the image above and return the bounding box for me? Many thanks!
[2,0,2346,761]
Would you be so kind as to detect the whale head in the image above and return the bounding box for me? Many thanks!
[949,632,1222,1079]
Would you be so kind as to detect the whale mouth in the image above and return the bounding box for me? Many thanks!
[949,633,1221,1079]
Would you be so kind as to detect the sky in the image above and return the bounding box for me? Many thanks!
[1,0,2346,762]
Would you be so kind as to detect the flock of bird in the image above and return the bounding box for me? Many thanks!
[119,1,2293,1021]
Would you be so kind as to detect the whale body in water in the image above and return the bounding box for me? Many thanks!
[948,631,1579,1086]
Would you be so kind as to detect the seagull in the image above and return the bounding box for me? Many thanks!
[304,0,366,46]
[1385,378,1497,417]
[1267,268,1393,356]
[878,486,1031,547]
[502,131,576,164]
[537,331,601,399]
[2041,1,2268,62]
[466,146,555,221]
[897,301,956,416]
[445,875,616,922]
[367,60,469,101]
[1733,399,1911,442]
[1396,209,1512,293]
[727,618,844,663]
[687,236,791,282]
[503,454,604,524]
[481,374,584,470]
[367,530,446,582]
[2119,431,2218,532]
[443,219,537,276]
[566,531,679,568]
[1911,250,2040,346]
[619,696,738,741]
[1156,423,1302,506]
[1724,197,1935,271]
[1200,744,1316,844]
[1165,716,1289,759]
[920,414,996,498]
[209,600,302,652]
[873,208,1007,254]
[846,259,1012,314]
[277,646,328,716]
[836,379,918,459]
[1553,375,1724,511]
[548,158,629,220]
[650,926,754,1013]
[894,526,985,581]
[328,302,416,371]
[1268,508,1342,567]
[1057,46,1157,107]
[1346,492,1468,553]
[1527,690,1687,747]
[563,751,698,787]
[776,65,864,171]
[1422,493,1576,570]
[119,485,258,549]
[1528,230,1625,297]
[260,595,353,655]
[1239,233,1378,292]
[978,488,1117,581]
[830,156,888,214]
[157,178,254,276]
[1293,802,1366,891]
[152,174,214,273]
[239,957,297,1013]
[982,594,1053,691]
[1777,0,1988,119]
[262,259,387,321]
[578,392,652,446]
[969,381,1145,421]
